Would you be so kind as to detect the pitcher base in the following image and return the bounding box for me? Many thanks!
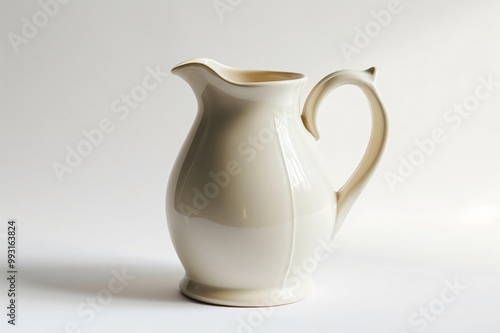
[179,276,314,307]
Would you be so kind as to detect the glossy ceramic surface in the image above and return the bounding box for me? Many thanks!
[166,58,387,306]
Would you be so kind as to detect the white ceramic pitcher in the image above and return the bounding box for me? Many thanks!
[166,58,387,306]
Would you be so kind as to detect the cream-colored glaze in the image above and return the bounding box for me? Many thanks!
[167,58,387,306]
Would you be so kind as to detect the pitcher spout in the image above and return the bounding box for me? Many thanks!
[171,58,221,79]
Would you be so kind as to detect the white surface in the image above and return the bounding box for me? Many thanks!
[1,0,499,332]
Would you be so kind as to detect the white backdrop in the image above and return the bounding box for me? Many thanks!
[1,0,499,332]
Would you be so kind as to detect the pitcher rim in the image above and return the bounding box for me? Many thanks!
[171,58,307,87]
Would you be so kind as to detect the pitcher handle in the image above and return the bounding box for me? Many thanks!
[302,67,388,238]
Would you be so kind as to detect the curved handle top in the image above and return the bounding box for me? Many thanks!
[302,67,388,239]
